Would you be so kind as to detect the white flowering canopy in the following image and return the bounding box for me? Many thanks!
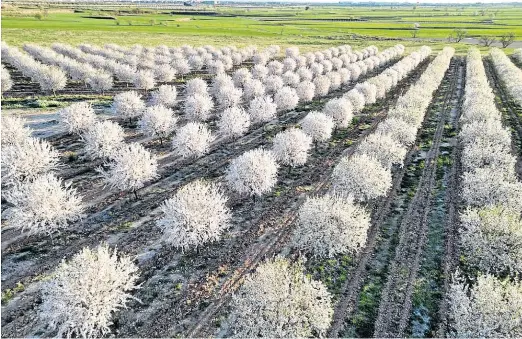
[172,122,214,158]
[355,132,407,169]
[138,105,177,139]
[40,245,139,338]
[225,148,279,196]
[271,128,312,167]
[322,97,353,128]
[247,95,277,125]
[1,115,32,146]
[59,102,97,134]
[301,111,334,142]
[157,179,232,251]
[81,119,124,159]
[1,137,59,185]
[332,153,392,202]
[292,195,370,258]
[150,85,177,108]
[184,93,214,122]
[447,273,522,338]
[226,257,333,337]
[112,91,145,120]
[99,143,159,194]
[274,86,299,112]
[217,106,251,139]
[5,173,83,235]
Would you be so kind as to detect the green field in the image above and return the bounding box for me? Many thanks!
[2,3,522,54]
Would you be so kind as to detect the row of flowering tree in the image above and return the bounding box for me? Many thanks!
[2,44,429,338]
[445,48,522,338]
[1,42,67,94]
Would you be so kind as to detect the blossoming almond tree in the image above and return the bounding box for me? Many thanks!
[40,244,139,338]
[98,143,159,199]
[157,180,232,251]
[226,257,333,337]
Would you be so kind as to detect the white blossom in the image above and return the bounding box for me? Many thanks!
[157,180,232,251]
[447,273,522,338]
[301,111,334,142]
[272,128,312,167]
[82,121,125,160]
[274,86,299,111]
[217,106,251,139]
[247,95,277,124]
[133,70,155,90]
[184,93,214,122]
[323,97,353,128]
[332,153,392,202]
[138,105,177,140]
[5,173,83,235]
[314,75,330,97]
[1,137,59,184]
[99,143,158,196]
[40,244,139,338]
[459,206,522,277]
[242,79,265,101]
[185,78,208,97]
[59,102,97,134]
[355,132,407,169]
[292,195,370,257]
[226,258,333,337]
[150,85,177,108]
[172,122,214,158]
[111,91,145,120]
[1,115,32,146]
[225,148,278,196]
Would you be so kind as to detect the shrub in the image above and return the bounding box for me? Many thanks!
[226,257,333,337]
[292,195,370,257]
[172,122,214,158]
[225,148,278,196]
[355,132,407,169]
[58,102,97,134]
[157,180,232,250]
[272,128,312,167]
[5,173,83,235]
[40,244,139,338]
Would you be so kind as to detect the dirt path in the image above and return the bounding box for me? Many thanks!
[372,57,463,338]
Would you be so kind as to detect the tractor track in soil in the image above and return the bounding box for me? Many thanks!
[0,59,429,338]
[372,57,462,338]
[483,57,522,178]
[1,58,403,269]
[327,57,462,338]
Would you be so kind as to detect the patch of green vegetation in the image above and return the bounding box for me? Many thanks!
[2,4,521,54]
[1,282,25,305]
